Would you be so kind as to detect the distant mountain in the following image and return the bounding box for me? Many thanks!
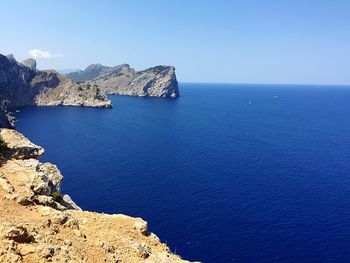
[66,63,179,98]
[67,63,130,82]
[57,68,81,75]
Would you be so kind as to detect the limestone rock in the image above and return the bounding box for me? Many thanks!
[0,174,14,193]
[0,129,44,159]
[62,194,82,210]
[1,223,35,243]
[37,162,63,191]
[34,73,112,108]
[20,59,36,71]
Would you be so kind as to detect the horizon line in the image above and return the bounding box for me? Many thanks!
[179,81,350,87]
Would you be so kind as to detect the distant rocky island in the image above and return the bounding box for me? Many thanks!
[0,53,179,128]
[66,63,179,98]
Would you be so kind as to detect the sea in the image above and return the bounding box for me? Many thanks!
[15,83,350,262]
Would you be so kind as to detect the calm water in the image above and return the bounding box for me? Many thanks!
[16,83,350,262]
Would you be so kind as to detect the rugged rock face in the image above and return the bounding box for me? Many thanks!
[33,71,111,108]
[0,54,112,128]
[0,129,192,263]
[20,59,37,71]
[0,104,14,128]
[67,63,180,98]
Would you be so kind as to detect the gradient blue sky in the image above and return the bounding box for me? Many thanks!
[1,0,349,84]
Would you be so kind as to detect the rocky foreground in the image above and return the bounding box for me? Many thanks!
[0,129,192,263]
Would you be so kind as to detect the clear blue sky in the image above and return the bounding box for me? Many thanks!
[1,0,349,84]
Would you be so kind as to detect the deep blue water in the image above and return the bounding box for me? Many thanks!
[16,83,350,262]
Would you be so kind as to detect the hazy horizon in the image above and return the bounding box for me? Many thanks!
[1,0,349,85]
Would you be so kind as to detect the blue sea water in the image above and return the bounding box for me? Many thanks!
[15,83,350,262]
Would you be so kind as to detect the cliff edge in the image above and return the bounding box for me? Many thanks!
[0,129,192,263]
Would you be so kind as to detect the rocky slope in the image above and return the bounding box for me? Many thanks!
[0,54,112,128]
[67,64,179,98]
[0,129,192,263]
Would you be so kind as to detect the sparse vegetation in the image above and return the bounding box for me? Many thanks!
[0,135,8,153]
[51,191,64,202]
[0,135,8,163]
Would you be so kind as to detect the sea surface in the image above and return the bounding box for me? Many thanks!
[16,83,350,262]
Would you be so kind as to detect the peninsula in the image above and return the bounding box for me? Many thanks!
[0,54,179,128]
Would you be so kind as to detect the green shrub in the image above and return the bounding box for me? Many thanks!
[0,136,7,151]
[0,135,8,163]
[51,191,63,202]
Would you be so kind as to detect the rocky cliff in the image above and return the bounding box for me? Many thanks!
[0,129,192,263]
[0,54,112,128]
[67,63,179,98]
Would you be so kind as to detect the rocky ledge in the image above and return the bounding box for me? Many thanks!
[0,129,192,263]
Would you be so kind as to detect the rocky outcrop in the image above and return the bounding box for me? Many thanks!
[0,128,44,159]
[0,129,192,263]
[0,54,112,128]
[0,129,79,210]
[67,63,180,98]
[20,59,37,71]
[33,71,111,108]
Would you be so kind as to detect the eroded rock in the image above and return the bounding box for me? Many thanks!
[1,223,35,244]
[0,129,44,159]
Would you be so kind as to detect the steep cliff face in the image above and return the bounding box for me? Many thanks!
[0,106,13,129]
[0,54,37,108]
[0,54,112,128]
[0,129,192,263]
[67,63,180,98]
